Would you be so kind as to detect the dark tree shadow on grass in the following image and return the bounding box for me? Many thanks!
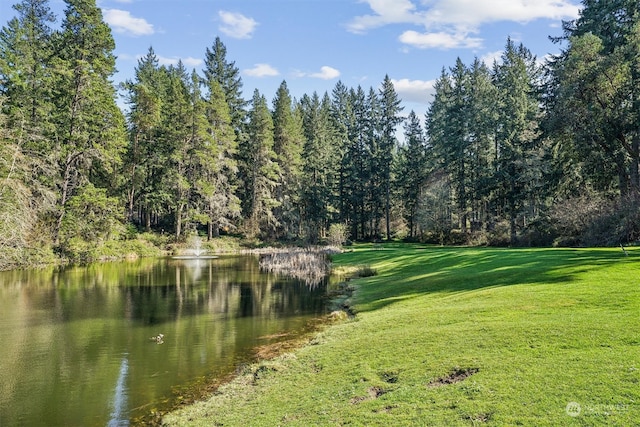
[338,244,636,313]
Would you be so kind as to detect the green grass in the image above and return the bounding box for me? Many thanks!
[164,244,640,426]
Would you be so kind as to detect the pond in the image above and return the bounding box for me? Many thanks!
[0,255,328,426]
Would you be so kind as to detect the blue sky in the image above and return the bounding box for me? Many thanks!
[1,0,583,118]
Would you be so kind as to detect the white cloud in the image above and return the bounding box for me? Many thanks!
[292,66,341,80]
[182,57,204,67]
[539,53,556,68]
[103,9,154,36]
[427,0,580,27]
[391,78,436,103]
[310,66,341,80]
[348,0,580,50]
[480,50,503,67]
[290,69,306,79]
[218,11,257,39]
[244,63,280,77]
[399,30,482,49]
[347,0,423,33]
[116,53,136,61]
[156,55,203,68]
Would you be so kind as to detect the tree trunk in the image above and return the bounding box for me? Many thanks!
[631,134,640,195]
[385,184,391,240]
[53,154,76,245]
[175,204,183,239]
[509,213,517,246]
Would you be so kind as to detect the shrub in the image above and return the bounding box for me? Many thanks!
[137,231,171,249]
[123,223,139,240]
[58,183,124,245]
[327,223,349,247]
[448,229,468,245]
[548,194,640,246]
[356,265,377,278]
[519,216,556,247]
[486,220,512,247]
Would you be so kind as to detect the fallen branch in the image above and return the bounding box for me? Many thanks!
[620,243,629,256]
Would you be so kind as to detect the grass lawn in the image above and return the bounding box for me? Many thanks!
[164,244,640,426]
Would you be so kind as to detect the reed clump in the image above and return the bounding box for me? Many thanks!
[355,264,377,278]
[258,247,334,286]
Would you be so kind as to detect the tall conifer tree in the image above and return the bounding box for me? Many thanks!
[0,0,55,141]
[245,89,279,237]
[162,62,192,239]
[300,92,337,242]
[493,39,542,244]
[122,47,163,225]
[397,110,427,238]
[51,0,126,245]
[272,80,304,239]
[203,78,240,238]
[378,75,404,239]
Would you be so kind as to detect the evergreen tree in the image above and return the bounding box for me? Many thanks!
[203,77,240,238]
[347,86,371,239]
[272,80,304,239]
[448,58,471,233]
[330,81,355,227]
[202,37,249,219]
[397,110,427,238]
[245,89,279,237]
[493,39,543,244]
[122,47,163,226]
[161,62,192,239]
[0,0,57,260]
[300,92,337,242]
[0,0,55,141]
[365,86,383,237]
[466,58,498,231]
[51,0,126,245]
[549,0,640,195]
[0,96,55,268]
[203,36,247,134]
[378,75,404,239]
[425,68,455,235]
[188,69,220,239]
[426,60,502,239]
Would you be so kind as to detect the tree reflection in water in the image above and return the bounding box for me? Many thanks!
[0,255,327,426]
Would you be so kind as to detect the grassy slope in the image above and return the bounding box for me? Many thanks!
[164,245,639,426]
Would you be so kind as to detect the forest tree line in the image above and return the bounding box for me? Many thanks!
[1,0,639,269]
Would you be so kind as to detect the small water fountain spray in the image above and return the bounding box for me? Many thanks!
[171,233,218,259]
[189,234,204,257]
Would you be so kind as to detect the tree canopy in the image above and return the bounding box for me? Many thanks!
[1,0,638,268]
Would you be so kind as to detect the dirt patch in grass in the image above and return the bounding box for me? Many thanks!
[379,370,399,384]
[468,412,492,423]
[350,386,388,404]
[373,405,398,413]
[427,367,479,388]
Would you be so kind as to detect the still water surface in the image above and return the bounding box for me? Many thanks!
[0,255,328,426]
